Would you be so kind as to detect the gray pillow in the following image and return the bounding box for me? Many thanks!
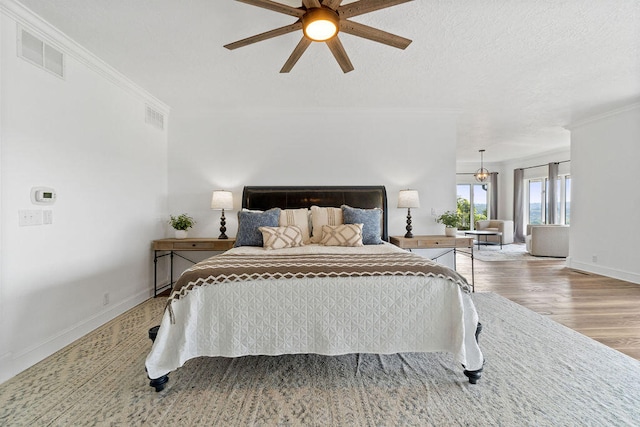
[235,208,281,247]
[341,205,383,245]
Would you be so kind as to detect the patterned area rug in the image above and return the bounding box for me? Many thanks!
[1,292,639,426]
[471,243,560,261]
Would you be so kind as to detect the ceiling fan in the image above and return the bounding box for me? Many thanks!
[224,0,414,73]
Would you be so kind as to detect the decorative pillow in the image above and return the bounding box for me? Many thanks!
[234,208,281,247]
[259,225,304,250]
[341,205,383,245]
[320,224,364,247]
[310,206,343,243]
[279,208,311,244]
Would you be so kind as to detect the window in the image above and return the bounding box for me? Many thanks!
[528,179,544,225]
[526,175,570,225]
[456,184,488,230]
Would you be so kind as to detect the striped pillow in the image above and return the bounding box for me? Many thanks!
[310,206,343,243]
[279,208,311,244]
[259,225,305,250]
[320,224,364,247]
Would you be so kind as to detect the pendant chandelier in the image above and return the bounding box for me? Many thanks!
[474,149,490,182]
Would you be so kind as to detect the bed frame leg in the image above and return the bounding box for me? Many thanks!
[463,322,483,384]
[147,325,169,392]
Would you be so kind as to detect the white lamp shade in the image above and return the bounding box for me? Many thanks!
[211,190,233,210]
[398,190,420,208]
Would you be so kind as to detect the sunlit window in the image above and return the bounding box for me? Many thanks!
[527,175,570,225]
[456,184,488,230]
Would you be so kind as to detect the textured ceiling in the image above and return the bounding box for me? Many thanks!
[15,0,640,162]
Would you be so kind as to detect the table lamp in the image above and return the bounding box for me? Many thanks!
[211,190,233,239]
[398,189,420,238]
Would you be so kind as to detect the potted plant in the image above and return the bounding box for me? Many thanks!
[169,214,195,239]
[436,210,461,237]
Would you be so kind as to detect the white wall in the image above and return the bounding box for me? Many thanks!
[166,108,461,268]
[0,7,169,383]
[567,104,640,284]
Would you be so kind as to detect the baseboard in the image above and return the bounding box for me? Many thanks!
[566,258,640,285]
[0,288,151,385]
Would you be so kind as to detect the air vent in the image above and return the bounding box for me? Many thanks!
[145,105,165,130]
[17,27,64,78]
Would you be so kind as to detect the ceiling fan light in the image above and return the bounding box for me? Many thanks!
[303,8,339,41]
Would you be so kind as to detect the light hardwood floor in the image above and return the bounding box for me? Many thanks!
[455,254,640,360]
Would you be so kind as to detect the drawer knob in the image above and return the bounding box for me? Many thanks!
[192,244,196,247]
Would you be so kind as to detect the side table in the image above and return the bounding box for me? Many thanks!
[389,235,475,292]
[152,238,236,297]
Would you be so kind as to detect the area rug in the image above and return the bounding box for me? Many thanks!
[1,293,638,426]
[471,243,561,262]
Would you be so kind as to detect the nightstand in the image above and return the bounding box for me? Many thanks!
[152,238,236,297]
[390,235,475,291]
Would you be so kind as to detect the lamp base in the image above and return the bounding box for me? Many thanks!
[219,210,228,240]
[404,208,413,238]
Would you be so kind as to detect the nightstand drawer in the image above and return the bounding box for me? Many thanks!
[152,238,236,251]
[416,237,455,248]
[389,235,473,250]
[173,241,217,250]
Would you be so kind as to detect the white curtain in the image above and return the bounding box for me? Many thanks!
[547,162,559,224]
[513,168,525,243]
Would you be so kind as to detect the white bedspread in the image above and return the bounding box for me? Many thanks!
[146,243,483,379]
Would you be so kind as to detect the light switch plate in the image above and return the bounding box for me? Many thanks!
[43,210,53,224]
[19,209,43,226]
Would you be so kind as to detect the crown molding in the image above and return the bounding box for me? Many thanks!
[457,145,571,171]
[566,102,640,130]
[0,0,170,116]
[201,106,462,116]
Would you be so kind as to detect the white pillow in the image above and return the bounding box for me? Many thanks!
[259,225,305,250]
[320,224,363,247]
[310,206,343,243]
[279,208,311,244]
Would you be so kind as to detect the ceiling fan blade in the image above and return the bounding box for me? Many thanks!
[280,37,312,73]
[338,0,413,19]
[322,0,343,9]
[236,0,305,18]
[340,20,411,49]
[224,22,303,50]
[326,36,354,73]
[302,0,322,8]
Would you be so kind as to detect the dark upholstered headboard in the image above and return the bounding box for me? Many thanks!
[241,186,388,241]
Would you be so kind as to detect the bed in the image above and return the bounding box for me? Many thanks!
[145,186,484,391]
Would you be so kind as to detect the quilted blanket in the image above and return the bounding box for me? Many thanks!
[146,245,483,380]
[168,251,471,308]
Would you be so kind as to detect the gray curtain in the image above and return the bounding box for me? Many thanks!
[513,168,525,243]
[489,172,498,219]
[547,162,559,224]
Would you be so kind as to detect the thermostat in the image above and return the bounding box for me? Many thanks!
[31,186,57,205]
